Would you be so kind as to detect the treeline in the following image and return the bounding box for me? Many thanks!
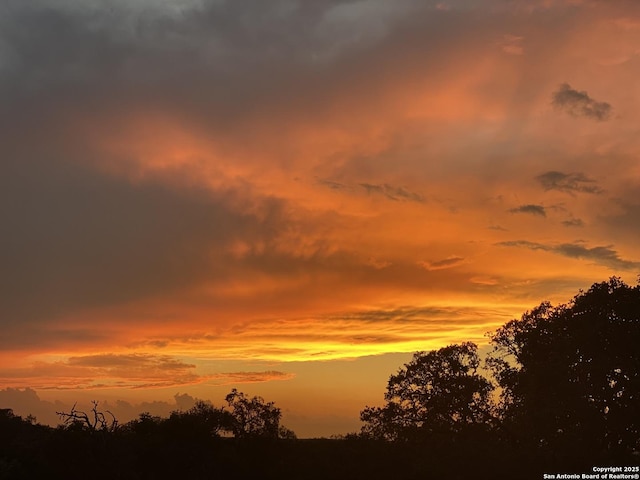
[1,278,638,479]
[1,389,296,479]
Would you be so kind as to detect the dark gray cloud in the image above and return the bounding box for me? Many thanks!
[0,156,412,349]
[359,183,425,202]
[317,178,424,202]
[317,178,349,191]
[0,0,422,126]
[0,154,298,347]
[604,200,640,236]
[509,204,546,217]
[536,171,603,195]
[552,83,612,121]
[497,240,640,270]
[327,305,509,325]
[0,0,495,146]
[562,218,584,228]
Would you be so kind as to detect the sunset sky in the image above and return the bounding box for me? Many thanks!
[1,0,639,437]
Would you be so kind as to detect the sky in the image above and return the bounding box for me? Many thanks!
[1,0,639,438]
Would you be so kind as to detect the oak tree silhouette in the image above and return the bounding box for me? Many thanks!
[225,388,292,439]
[487,277,640,455]
[360,342,494,441]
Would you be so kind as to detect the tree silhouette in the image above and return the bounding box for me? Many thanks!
[487,277,640,454]
[56,401,118,432]
[225,388,288,439]
[167,400,233,438]
[360,342,494,441]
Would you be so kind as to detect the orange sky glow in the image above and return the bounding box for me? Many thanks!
[1,0,639,437]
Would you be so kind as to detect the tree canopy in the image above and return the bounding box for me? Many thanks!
[225,389,295,439]
[360,342,494,441]
[487,277,640,453]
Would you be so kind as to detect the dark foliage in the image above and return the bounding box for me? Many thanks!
[225,388,293,439]
[487,277,640,457]
[357,277,639,475]
[360,342,494,441]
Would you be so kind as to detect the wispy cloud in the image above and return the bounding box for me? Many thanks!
[562,218,584,228]
[209,371,295,385]
[3,353,204,389]
[316,178,349,191]
[67,353,193,370]
[470,276,500,286]
[509,204,546,217]
[318,179,425,202]
[500,34,524,55]
[365,257,392,269]
[536,171,603,195]
[359,183,425,203]
[418,256,465,271]
[497,240,640,270]
[0,353,294,390]
[119,303,521,363]
[552,83,612,121]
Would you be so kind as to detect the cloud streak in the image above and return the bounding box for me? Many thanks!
[497,240,640,271]
[0,353,202,389]
[0,353,294,390]
[359,183,425,203]
[209,371,295,385]
[536,171,603,195]
[418,256,466,271]
[509,204,547,217]
[562,218,585,228]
